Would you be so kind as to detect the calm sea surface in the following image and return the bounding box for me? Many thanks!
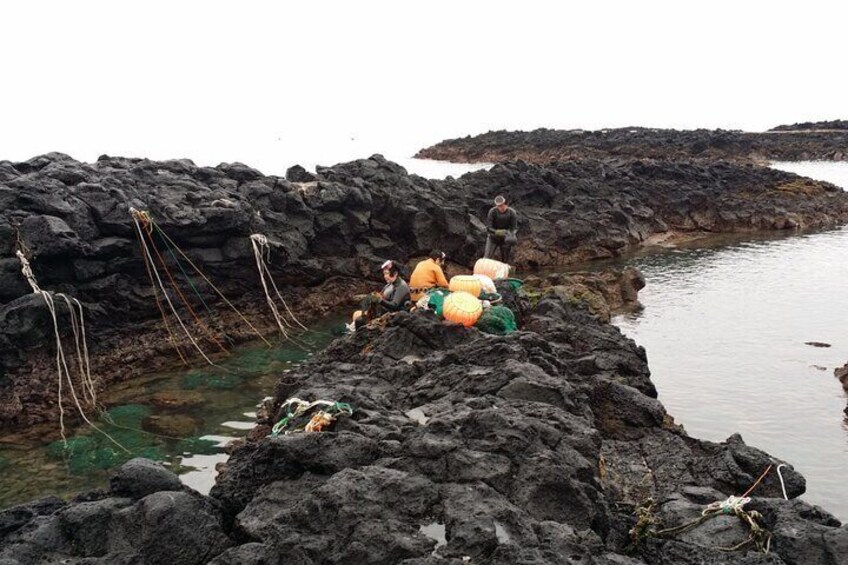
[614,161,848,520]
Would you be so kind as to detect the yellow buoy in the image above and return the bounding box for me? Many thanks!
[474,258,510,280]
[442,291,483,327]
[449,275,483,297]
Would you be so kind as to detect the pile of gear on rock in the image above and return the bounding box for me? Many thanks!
[348,195,522,335]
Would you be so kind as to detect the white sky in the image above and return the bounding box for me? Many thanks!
[1,1,846,174]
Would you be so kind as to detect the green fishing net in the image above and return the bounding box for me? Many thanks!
[103,404,151,427]
[475,305,517,335]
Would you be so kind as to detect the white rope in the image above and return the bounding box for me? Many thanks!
[250,234,310,332]
[776,464,789,500]
[58,293,96,406]
[132,216,219,368]
[250,234,291,339]
[16,252,127,452]
[148,221,272,348]
[249,234,318,353]
[703,495,751,516]
[16,250,41,293]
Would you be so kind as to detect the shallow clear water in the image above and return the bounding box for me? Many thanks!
[614,162,848,521]
[0,315,345,510]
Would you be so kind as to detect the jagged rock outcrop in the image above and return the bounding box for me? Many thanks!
[416,126,848,163]
[522,267,645,322]
[0,458,232,564]
[205,296,846,564]
[3,296,846,563]
[3,153,848,429]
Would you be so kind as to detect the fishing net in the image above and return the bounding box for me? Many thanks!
[495,279,530,327]
[425,289,449,318]
[475,305,517,335]
[270,398,354,436]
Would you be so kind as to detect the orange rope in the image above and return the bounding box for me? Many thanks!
[740,464,774,498]
[142,226,229,356]
[153,225,273,347]
[135,225,189,366]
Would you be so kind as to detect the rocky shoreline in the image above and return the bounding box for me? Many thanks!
[2,293,846,564]
[416,126,848,163]
[2,150,848,562]
[3,153,848,429]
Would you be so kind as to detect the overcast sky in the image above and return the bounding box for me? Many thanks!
[1,1,845,173]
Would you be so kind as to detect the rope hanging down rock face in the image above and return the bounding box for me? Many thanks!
[249,234,313,348]
[131,210,220,369]
[129,208,278,372]
[15,251,128,454]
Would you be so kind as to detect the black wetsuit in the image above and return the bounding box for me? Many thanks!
[379,278,411,311]
[484,207,518,263]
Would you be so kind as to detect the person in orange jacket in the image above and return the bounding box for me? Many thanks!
[409,250,449,301]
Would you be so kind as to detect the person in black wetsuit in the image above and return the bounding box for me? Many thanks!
[351,260,411,330]
[484,195,518,263]
[374,260,410,312]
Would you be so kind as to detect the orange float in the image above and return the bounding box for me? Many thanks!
[442,291,483,327]
[473,258,510,280]
[449,275,483,297]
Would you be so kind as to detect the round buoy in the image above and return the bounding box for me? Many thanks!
[474,258,510,280]
[449,275,483,297]
[442,291,483,327]
[472,274,497,295]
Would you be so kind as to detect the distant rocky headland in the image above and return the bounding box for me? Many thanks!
[769,120,848,132]
[416,124,848,163]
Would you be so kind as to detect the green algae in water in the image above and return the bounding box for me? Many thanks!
[103,404,152,427]
[174,437,220,456]
[224,347,304,372]
[46,436,100,475]
[181,371,244,390]
[1,313,348,510]
[45,436,97,461]
[101,428,153,451]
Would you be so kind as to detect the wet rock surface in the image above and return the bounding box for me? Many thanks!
[523,267,645,322]
[0,459,232,564]
[207,296,845,564]
[835,362,848,416]
[2,297,846,563]
[4,153,848,428]
[416,126,848,163]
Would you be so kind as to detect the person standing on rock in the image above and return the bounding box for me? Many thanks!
[408,250,450,301]
[484,195,518,263]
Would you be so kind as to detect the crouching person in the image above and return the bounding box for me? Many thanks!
[350,260,411,330]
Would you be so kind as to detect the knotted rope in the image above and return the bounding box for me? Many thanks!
[629,464,779,554]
